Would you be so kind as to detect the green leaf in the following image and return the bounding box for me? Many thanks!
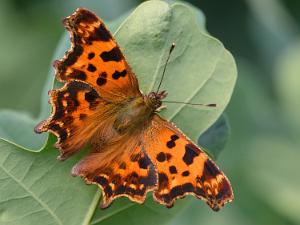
[165,0,206,30]
[0,136,99,225]
[198,114,230,160]
[0,1,237,225]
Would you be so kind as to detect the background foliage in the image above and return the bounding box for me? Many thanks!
[0,0,299,225]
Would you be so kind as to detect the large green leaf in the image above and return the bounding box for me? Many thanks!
[0,135,99,225]
[0,1,236,225]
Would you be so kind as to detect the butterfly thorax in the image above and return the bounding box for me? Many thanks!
[113,91,167,133]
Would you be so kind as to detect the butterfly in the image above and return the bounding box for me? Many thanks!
[35,8,233,211]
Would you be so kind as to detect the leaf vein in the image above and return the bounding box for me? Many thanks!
[0,161,64,225]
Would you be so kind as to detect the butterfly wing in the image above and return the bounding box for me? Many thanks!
[144,115,234,211]
[35,81,116,160]
[72,144,157,208]
[35,8,142,159]
[54,8,141,101]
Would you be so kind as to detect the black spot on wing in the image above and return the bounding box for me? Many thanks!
[94,175,109,186]
[183,144,199,166]
[48,123,60,131]
[182,183,194,192]
[87,64,97,72]
[166,141,176,148]
[160,183,194,203]
[97,72,107,86]
[100,47,123,62]
[69,69,87,80]
[84,91,97,103]
[169,166,177,174]
[64,45,83,67]
[156,152,166,162]
[112,69,127,80]
[49,123,68,142]
[88,52,95,60]
[104,185,113,197]
[166,134,179,149]
[204,159,221,177]
[195,187,205,197]
[88,23,112,43]
[156,152,172,162]
[182,171,190,177]
[53,91,64,120]
[170,186,183,199]
[171,134,179,141]
[84,89,100,110]
[138,157,150,169]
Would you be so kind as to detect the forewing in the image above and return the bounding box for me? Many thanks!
[35,8,142,159]
[144,115,234,211]
[55,8,141,101]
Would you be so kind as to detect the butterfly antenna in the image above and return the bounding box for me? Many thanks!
[156,43,176,94]
[162,100,217,107]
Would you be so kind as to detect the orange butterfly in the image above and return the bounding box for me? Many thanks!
[35,8,233,211]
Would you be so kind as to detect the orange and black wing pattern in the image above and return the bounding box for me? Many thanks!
[35,8,141,159]
[35,8,233,211]
[35,81,113,160]
[144,115,234,211]
[72,145,157,208]
[54,8,141,101]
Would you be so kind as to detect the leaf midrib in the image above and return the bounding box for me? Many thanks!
[81,190,102,225]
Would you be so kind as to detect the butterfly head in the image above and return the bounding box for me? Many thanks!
[145,90,168,110]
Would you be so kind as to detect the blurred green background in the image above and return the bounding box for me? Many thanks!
[0,0,299,225]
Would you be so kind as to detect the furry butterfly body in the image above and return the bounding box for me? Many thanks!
[35,8,233,211]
